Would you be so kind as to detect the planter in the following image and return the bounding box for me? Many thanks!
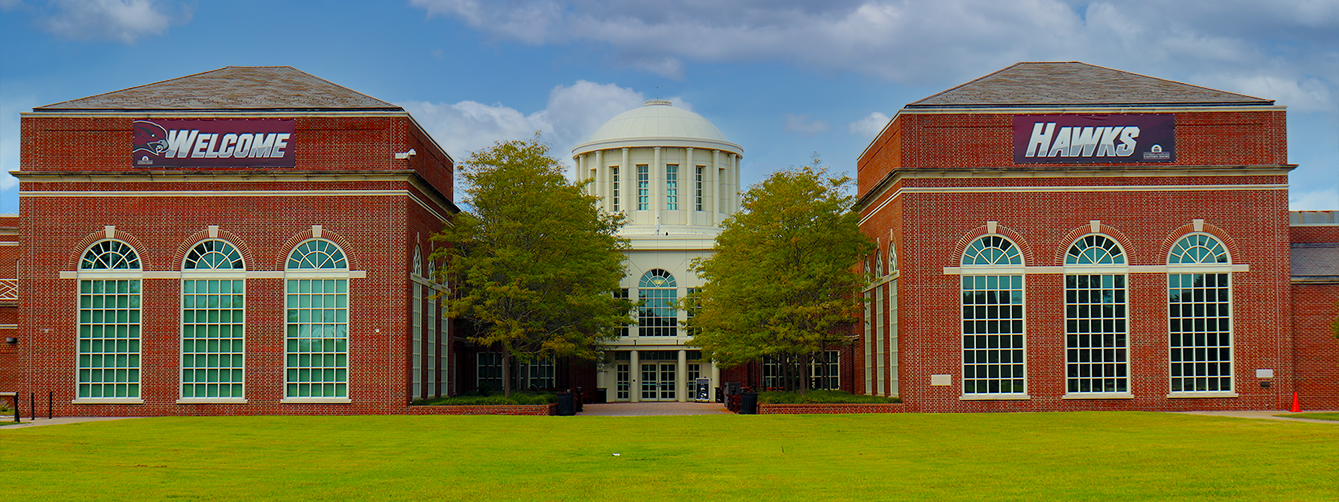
[758,403,905,415]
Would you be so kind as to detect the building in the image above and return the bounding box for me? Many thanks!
[855,62,1339,411]
[9,67,458,416]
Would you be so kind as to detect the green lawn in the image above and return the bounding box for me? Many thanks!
[2,412,1336,501]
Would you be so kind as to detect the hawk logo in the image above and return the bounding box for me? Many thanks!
[133,120,170,156]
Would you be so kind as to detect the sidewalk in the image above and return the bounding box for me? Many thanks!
[580,402,729,416]
[1175,410,1339,424]
[0,416,140,430]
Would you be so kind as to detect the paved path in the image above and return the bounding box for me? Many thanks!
[1174,410,1339,424]
[580,402,729,416]
[0,416,140,430]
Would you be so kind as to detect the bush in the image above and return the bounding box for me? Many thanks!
[413,391,559,406]
[757,390,901,404]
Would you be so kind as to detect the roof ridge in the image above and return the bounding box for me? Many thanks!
[1067,61,1269,102]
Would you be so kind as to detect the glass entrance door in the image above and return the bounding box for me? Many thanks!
[640,362,677,401]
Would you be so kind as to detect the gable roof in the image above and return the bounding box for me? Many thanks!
[34,66,401,112]
[907,62,1273,109]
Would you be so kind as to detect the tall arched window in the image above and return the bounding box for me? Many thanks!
[863,259,872,395]
[960,235,1026,396]
[412,247,424,399]
[1168,234,1233,394]
[874,254,885,394]
[181,239,246,401]
[285,239,349,400]
[1064,235,1128,395]
[638,269,677,336]
[887,242,899,398]
[77,240,142,400]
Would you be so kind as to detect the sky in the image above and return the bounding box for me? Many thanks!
[1,0,1337,214]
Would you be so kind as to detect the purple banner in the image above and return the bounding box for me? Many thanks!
[133,119,296,168]
[1013,114,1174,164]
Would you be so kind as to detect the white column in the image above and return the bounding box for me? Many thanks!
[684,147,694,217]
[677,349,688,402]
[653,146,663,228]
[622,148,631,213]
[730,153,740,215]
[711,150,720,225]
[630,349,641,403]
[594,150,605,211]
[710,361,721,402]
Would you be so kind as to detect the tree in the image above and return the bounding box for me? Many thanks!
[684,157,875,394]
[431,136,634,397]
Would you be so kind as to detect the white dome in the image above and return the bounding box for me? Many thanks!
[573,100,741,156]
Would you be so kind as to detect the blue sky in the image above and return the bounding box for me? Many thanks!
[2,0,1337,214]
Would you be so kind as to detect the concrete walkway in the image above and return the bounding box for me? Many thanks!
[1174,410,1339,424]
[0,416,140,430]
[580,402,729,416]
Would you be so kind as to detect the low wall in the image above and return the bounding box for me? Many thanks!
[759,403,905,414]
[405,403,558,416]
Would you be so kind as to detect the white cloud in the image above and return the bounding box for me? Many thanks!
[0,0,24,11]
[1290,188,1339,211]
[35,0,191,44]
[411,0,1339,110]
[783,113,828,136]
[399,80,670,177]
[848,112,889,138]
[0,95,37,192]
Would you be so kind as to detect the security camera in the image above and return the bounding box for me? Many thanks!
[394,149,417,160]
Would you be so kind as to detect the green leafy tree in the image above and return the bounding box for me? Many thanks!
[431,136,634,397]
[685,157,875,394]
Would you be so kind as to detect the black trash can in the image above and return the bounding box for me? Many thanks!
[739,391,758,415]
[557,392,576,416]
[575,387,584,413]
[595,388,608,404]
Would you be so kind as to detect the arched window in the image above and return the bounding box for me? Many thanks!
[287,239,347,270]
[638,269,677,337]
[412,246,424,398]
[77,240,142,400]
[888,242,899,273]
[962,235,1022,266]
[1063,235,1128,395]
[863,260,872,395]
[887,242,899,398]
[181,239,246,400]
[1167,234,1233,394]
[874,253,885,393]
[81,240,141,270]
[960,235,1026,396]
[285,239,349,400]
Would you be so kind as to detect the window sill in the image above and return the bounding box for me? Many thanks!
[176,398,248,404]
[960,394,1030,401]
[280,398,352,404]
[1063,393,1134,400]
[71,398,143,405]
[1167,392,1238,399]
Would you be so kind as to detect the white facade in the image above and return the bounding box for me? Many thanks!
[573,100,742,403]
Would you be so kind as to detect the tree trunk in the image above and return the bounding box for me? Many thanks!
[798,352,810,396]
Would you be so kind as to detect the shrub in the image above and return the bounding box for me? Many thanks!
[413,392,559,406]
[757,390,901,404]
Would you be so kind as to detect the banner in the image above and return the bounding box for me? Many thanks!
[1013,114,1174,164]
[132,119,296,168]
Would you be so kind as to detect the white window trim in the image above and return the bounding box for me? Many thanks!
[180,275,248,403]
[958,271,1029,398]
[1062,235,1131,398]
[74,239,144,403]
[1166,264,1236,396]
[283,238,353,402]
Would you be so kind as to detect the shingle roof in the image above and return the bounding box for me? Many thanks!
[34,66,400,112]
[1292,243,1339,280]
[908,62,1273,109]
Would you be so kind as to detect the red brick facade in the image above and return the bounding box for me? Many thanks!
[10,101,457,416]
[855,100,1339,412]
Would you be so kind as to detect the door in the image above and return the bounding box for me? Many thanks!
[640,362,678,401]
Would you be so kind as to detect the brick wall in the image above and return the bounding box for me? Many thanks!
[15,112,456,416]
[1291,283,1339,410]
[855,107,1299,412]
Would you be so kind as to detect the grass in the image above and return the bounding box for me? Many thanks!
[757,389,901,404]
[2,412,1337,500]
[412,391,559,406]
[1282,412,1339,421]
